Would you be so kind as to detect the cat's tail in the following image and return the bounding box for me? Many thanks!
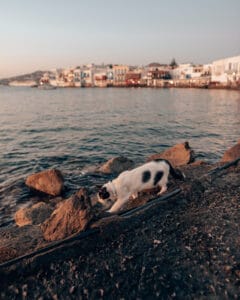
[167,160,186,180]
[154,158,186,181]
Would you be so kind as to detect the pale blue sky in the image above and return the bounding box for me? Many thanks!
[0,0,239,78]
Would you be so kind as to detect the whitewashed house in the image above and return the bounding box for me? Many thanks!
[73,68,81,87]
[211,55,240,84]
[94,72,107,87]
[171,64,204,80]
[81,67,94,87]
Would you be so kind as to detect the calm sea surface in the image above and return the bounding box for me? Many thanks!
[0,86,240,224]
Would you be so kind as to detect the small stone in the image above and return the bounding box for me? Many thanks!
[69,286,76,294]
[235,270,240,278]
[60,279,65,285]
[224,265,232,273]
[99,289,104,296]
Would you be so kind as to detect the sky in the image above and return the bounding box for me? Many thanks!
[0,0,240,78]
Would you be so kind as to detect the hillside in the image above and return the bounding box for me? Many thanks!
[0,71,46,85]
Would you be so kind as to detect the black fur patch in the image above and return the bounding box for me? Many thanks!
[98,187,110,199]
[154,171,163,186]
[142,170,151,183]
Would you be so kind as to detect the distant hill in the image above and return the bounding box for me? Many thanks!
[0,71,46,85]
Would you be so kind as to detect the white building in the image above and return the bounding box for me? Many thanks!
[94,72,107,87]
[113,65,129,86]
[81,68,94,87]
[171,64,204,80]
[211,55,240,84]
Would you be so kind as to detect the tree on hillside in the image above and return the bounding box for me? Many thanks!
[170,58,178,68]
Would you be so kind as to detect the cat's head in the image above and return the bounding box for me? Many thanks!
[97,184,114,208]
[98,186,110,201]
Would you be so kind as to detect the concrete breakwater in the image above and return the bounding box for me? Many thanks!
[0,141,240,299]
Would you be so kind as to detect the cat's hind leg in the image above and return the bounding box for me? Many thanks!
[157,185,167,195]
[157,177,168,196]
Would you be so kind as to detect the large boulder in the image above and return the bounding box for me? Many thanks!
[221,140,240,162]
[41,188,93,242]
[147,142,195,167]
[99,156,134,174]
[0,225,44,263]
[25,169,64,196]
[14,202,54,227]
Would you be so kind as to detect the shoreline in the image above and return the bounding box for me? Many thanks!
[1,82,240,91]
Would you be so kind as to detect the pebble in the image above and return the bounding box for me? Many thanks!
[22,284,28,298]
[224,265,232,273]
[69,286,76,294]
[235,270,240,278]
[185,245,192,251]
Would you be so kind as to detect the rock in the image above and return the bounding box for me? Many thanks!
[14,202,54,227]
[0,225,44,263]
[99,156,134,174]
[147,141,195,167]
[235,270,240,278]
[25,169,64,196]
[190,160,207,166]
[221,141,240,162]
[41,188,93,242]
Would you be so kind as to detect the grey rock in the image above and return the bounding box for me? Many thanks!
[99,156,134,174]
[14,202,54,227]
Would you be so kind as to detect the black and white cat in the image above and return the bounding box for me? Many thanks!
[98,159,185,213]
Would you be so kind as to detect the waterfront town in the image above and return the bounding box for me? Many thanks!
[3,54,240,89]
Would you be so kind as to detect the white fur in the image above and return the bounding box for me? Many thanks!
[98,160,170,213]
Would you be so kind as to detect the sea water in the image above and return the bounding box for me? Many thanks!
[0,86,239,224]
